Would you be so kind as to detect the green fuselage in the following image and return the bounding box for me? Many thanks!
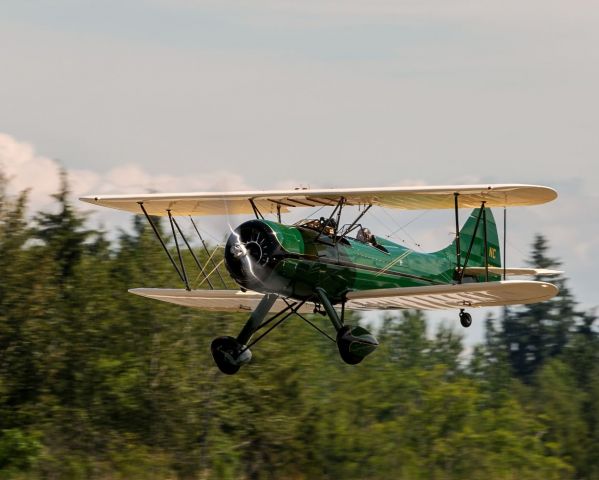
[224,218,499,304]
[269,221,453,302]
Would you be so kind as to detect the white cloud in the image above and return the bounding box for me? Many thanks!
[0,132,62,210]
[0,132,251,215]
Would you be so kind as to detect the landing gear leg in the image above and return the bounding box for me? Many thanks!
[211,293,277,374]
[459,309,472,328]
[315,287,343,331]
[315,288,379,365]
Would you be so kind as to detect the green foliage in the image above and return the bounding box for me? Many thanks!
[501,234,582,381]
[0,171,597,479]
[0,428,41,476]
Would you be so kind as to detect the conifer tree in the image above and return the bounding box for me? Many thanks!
[501,234,580,380]
[34,168,91,286]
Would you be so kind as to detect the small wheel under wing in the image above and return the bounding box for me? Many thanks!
[459,310,472,328]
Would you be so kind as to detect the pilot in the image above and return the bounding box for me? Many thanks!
[357,227,374,244]
[319,217,337,236]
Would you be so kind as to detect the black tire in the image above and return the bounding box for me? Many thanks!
[211,336,244,375]
[459,312,472,328]
[336,326,366,365]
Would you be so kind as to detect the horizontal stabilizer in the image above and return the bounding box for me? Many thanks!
[345,280,558,311]
[129,288,314,313]
[462,267,563,277]
[81,184,557,216]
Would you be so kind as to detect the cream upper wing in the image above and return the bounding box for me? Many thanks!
[80,184,557,216]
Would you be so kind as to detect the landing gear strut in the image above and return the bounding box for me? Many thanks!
[210,289,379,373]
[459,309,472,328]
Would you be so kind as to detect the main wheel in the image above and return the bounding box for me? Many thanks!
[459,311,472,328]
[337,326,363,365]
[211,336,252,375]
[337,325,379,365]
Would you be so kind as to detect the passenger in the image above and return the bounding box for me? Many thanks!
[357,227,374,244]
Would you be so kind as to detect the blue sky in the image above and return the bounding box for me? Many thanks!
[1,0,597,341]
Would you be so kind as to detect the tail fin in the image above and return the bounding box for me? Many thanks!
[445,208,501,271]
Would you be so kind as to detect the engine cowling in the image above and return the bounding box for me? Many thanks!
[224,220,284,291]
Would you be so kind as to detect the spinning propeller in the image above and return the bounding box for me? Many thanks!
[224,220,282,291]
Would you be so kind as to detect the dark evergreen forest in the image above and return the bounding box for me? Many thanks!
[1,171,597,479]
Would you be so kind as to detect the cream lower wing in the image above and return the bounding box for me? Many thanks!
[129,288,315,313]
[344,280,558,311]
[130,280,558,313]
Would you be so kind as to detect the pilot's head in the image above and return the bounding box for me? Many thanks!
[359,228,373,243]
[320,217,337,229]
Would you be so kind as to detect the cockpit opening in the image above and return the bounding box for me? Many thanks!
[294,217,338,237]
[294,219,388,252]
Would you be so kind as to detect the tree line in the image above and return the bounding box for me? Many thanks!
[0,171,597,479]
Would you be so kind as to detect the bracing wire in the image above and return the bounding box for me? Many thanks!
[289,204,326,224]
[380,208,430,250]
[196,259,226,289]
[368,210,408,244]
[368,208,426,251]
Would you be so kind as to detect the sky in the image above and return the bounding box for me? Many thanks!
[1,0,597,343]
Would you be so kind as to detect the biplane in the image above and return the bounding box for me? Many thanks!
[81,184,560,374]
